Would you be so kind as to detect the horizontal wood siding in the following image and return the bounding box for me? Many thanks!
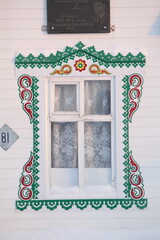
[0,0,160,238]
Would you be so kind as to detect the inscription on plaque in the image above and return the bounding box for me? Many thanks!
[0,124,19,151]
[47,0,110,34]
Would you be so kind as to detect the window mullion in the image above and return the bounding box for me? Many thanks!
[111,77,116,187]
[78,80,85,190]
[78,121,84,190]
[80,79,84,117]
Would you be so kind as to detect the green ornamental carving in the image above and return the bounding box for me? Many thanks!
[15,41,146,69]
[16,43,147,211]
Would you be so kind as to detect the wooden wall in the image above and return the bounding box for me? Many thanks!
[0,0,160,238]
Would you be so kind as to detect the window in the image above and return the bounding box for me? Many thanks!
[15,43,147,211]
[48,77,115,195]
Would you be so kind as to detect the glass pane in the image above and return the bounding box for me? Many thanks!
[85,80,110,115]
[85,122,111,168]
[55,84,77,111]
[51,122,78,168]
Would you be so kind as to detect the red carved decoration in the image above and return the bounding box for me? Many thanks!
[19,187,33,201]
[128,74,143,122]
[19,153,34,201]
[18,75,33,123]
[129,153,144,199]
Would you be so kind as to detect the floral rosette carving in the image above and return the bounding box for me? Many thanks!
[18,75,33,123]
[74,59,87,72]
[129,152,144,199]
[128,74,143,122]
[18,153,34,200]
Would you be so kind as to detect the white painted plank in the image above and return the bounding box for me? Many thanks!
[0,110,32,121]
[0,179,18,189]
[145,178,160,188]
[0,19,41,30]
[145,187,160,198]
[142,87,160,98]
[0,169,22,179]
[0,28,160,40]
[141,167,160,178]
[130,136,160,147]
[144,80,160,88]
[111,0,160,8]
[111,7,160,18]
[0,9,44,19]
[0,217,159,230]
[0,120,31,129]
[1,208,160,220]
[0,148,32,159]
[0,189,17,199]
[0,200,15,210]
[0,0,44,9]
[131,147,160,158]
[0,80,18,91]
[130,127,160,137]
[130,117,160,127]
[132,156,160,168]
[0,229,160,240]
[147,46,160,56]
[0,158,32,168]
[0,0,159,9]
[0,90,18,99]
[1,38,160,51]
[0,100,22,110]
[146,67,160,77]
[132,107,160,117]
[112,17,160,28]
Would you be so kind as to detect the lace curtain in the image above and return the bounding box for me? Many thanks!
[55,84,77,111]
[51,80,111,168]
[51,122,78,168]
[85,80,110,115]
[85,122,111,168]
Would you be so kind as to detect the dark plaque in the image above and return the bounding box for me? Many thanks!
[47,0,110,34]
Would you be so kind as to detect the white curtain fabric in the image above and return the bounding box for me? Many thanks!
[51,122,78,168]
[85,122,111,168]
[55,84,77,111]
[85,80,110,115]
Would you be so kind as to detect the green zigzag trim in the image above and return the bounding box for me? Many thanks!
[15,41,146,69]
[122,76,131,197]
[32,77,40,199]
[16,199,148,211]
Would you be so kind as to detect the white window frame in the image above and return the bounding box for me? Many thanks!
[47,76,116,198]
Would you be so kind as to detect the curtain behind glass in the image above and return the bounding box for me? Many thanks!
[55,85,77,111]
[85,122,111,168]
[85,80,110,115]
[51,122,78,168]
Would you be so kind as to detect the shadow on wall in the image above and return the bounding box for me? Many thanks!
[148,15,160,35]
